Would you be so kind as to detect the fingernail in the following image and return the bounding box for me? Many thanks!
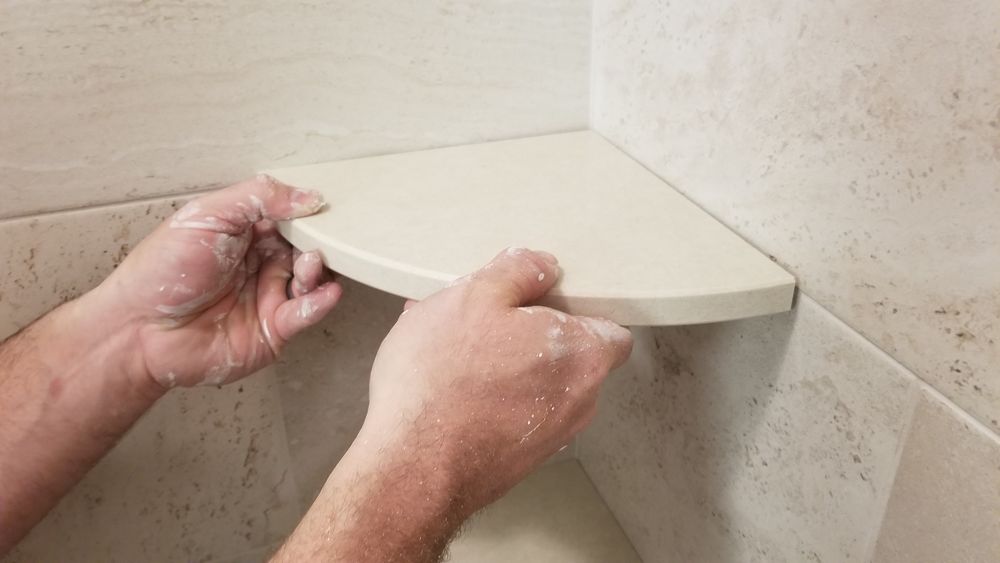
[291,188,326,213]
[534,250,559,265]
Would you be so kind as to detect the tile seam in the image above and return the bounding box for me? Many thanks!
[796,291,1000,443]
[0,186,217,225]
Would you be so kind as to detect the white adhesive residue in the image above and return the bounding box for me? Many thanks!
[546,324,569,358]
[200,349,244,387]
[580,317,631,343]
[248,194,264,213]
[169,203,201,228]
[298,298,318,319]
[211,234,245,270]
[291,200,325,215]
[172,284,196,296]
[170,202,236,231]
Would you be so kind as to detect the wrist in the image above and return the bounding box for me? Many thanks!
[279,425,470,563]
[339,427,473,520]
[61,289,166,402]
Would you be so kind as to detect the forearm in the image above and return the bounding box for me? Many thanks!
[272,427,470,563]
[0,293,164,553]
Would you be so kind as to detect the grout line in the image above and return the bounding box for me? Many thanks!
[600,131,1000,445]
[916,374,1000,442]
[0,186,219,225]
[796,289,1000,443]
[856,355,921,562]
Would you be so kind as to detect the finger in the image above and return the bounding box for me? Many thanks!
[291,250,324,297]
[170,174,325,234]
[273,282,344,341]
[403,299,419,311]
[255,242,295,351]
[577,316,633,370]
[466,247,560,307]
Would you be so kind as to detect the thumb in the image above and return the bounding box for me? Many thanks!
[170,175,325,235]
[466,248,561,307]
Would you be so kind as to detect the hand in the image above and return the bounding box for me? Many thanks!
[272,248,633,563]
[360,248,633,512]
[83,175,343,389]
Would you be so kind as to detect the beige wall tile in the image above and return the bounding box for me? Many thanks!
[272,278,404,505]
[0,3,592,559]
[0,202,296,562]
[212,542,282,563]
[448,460,641,563]
[0,190,295,561]
[873,390,1000,563]
[4,370,301,563]
[579,296,920,562]
[591,0,1000,432]
[0,197,186,340]
[1,1,590,219]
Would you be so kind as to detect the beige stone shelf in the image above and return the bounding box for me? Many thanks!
[268,131,794,325]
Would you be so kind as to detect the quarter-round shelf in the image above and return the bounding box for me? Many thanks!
[268,131,794,325]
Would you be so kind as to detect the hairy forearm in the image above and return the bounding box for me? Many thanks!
[0,294,164,553]
[272,428,471,563]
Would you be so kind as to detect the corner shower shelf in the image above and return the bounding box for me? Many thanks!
[267,131,794,326]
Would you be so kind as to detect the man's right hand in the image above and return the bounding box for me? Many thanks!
[364,247,633,507]
[274,248,632,563]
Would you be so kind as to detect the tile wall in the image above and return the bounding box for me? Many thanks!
[581,0,1000,561]
[4,1,996,561]
[0,1,590,561]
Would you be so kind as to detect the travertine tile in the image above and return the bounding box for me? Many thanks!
[873,390,1000,563]
[448,460,641,563]
[0,197,186,340]
[1,0,590,218]
[579,296,920,562]
[212,541,282,563]
[0,194,306,562]
[0,192,298,562]
[591,0,1000,431]
[272,279,404,505]
[4,369,301,563]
